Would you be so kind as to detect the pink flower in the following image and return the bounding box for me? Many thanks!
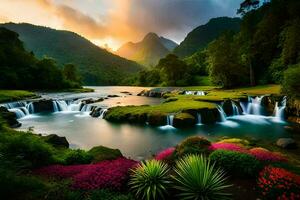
[249,148,287,162]
[208,142,248,153]
[155,147,175,161]
[35,158,138,190]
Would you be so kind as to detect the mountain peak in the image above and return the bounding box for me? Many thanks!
[143,32,160,42]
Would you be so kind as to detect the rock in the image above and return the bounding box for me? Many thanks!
[148,113,167,126]
[88,146,123,163]
[90,107,102,117]
[43,134,69,148]
[107,95,120,98]
[33,99,54,113]
[199,108,220,124]
[0,106,21,128]
[222,100,233,116]
[120,91,132,95]
[81,98,104,104]
[173,113,196,128]
[286,98,300,124]
[276,138,297,149]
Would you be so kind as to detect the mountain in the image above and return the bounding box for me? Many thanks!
[173,17,241,58]
[0,23,142,85]
[159,37,178,51]
[117,32,170,67]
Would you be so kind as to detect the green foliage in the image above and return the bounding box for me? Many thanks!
[184,50,209,76]
[1,23,142,85]
[0,27,81,90]
[174,17,241,58]
[207,32,248,88]
[209,150,262,177]
[172,154,232,200]
[281,64,300,98]
[64,149,93,165]
[0,90,37,103]
[88,146,123,163]
[176,136,211,157]
[89,189,135,200]
[129,160,171,200]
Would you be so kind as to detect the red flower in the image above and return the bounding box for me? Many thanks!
[155,147,175,161]
[208,142,248,153]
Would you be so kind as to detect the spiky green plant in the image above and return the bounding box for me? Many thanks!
[172,154,232,200]
[129,160,171,200]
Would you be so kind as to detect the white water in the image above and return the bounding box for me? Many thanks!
[1,101,33,119]
[196,113,202,125]
[274,96,287,122]
[99,109,108,119]
[245,96,264,115]
[232,101,240,116]
[217,105,227,122]
[185,91,205,96]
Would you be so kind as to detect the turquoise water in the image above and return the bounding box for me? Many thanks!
[15,86,289,160]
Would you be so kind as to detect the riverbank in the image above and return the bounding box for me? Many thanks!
[0,90,39,103]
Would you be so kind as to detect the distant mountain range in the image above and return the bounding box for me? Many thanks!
[174,17,241,58]
[0,23,142,85]
[117,32,177,67]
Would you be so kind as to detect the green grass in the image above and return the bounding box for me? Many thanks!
[0,90,38,103]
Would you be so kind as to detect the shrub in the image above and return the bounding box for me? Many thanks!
[208,142,248,153]
[0,132,54,168]
[88,146,123,163]
[89,189,135,200]
[172,154,231,200]
[209,150,262,177]
[129,160,171,200]
[249,148,287,163]
[176,136,211,157]
[36,158,137,190]
[64,149,93,165]
[282,64,300,98]
[218,138,250,146]
[257,166,300,199]
[155,147,175,161]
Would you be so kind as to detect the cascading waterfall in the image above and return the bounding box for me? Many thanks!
[80,104,93,112]
[26,102,34,114]
[99,109,108,119]
[274,96,287,121]
[196,113,202,125]
[167,115,174,126]
[245,96,264,115]
[217,105,227,122]
[231,101,240,115]
[1,101,34,119]
[185,91,205,96]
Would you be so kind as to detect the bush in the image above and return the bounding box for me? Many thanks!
[172,154,231,200]
[155,147,175,162]
[89,189,135,200]
[88,146,123,163]
[282,64,300,98]
[175,136,211,157]
[208,142,248,153]
[64,149,93,165]
[0,132,55,168]
[218,138,250,146]
[129,160,170,200]
[257,166,300,199]
[209,150,262,177]
[249,148,287,163]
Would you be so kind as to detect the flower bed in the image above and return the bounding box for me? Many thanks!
[36,158,137,190]
[155,147,175,161]
[208,142,248,153]
[257,166,300,199]
[249,148,287,163]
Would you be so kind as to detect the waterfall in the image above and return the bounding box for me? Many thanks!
[56,100,68,111]
[245,96,264,115]
[81,104,93,112]
[232,101,240,115]
[185,91,205,96]
[25,102,34,114]
[274,96,287,122]
[217,105,227,122]
[196,113,202,125]
[52,101,59,112]
[167,115,174,126]
[2,101,33,119]
[196,91,205,96]
[99,109,108,119]
[8,108,26,119]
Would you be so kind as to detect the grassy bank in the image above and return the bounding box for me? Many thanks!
[0,90,38,103]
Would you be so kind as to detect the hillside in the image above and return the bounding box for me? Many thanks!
[117,32,170,67]
[0,23,142,85]
[173,17,241,58]
[159,36,178,51]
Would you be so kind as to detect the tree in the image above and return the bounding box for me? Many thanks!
[63,64,81,84]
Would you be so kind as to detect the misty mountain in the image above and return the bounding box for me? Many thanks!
[159,37,178,51]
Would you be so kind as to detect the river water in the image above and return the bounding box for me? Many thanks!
[9,86,289,160]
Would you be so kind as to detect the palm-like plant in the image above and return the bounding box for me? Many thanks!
[129,160,171,200]
[172,154,232,200]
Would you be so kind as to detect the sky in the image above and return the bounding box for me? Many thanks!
[0,0,240,51]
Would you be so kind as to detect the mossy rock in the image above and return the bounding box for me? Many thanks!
[173,113,196,128]
[88,146,123,163]
[176,136,211,157]
[222,99,233,116]
[218,138,250,146]
[148,113,167,126]
[43,134,69,148]
[0,107,21,128]
[198,108,220,124]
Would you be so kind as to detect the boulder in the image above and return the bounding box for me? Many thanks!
[199,108,220,124]
[88,146,123,163]
[43,134,69,148]
[33,99,54,113]
[286,98,300,124]
[222,100,233,116]
[107,95,120,98]
[81,98,104,104]
[148,113,167,126]
[173,113,196,128]
[276,138,297,149]
[90,107,102,118]
[0,106,21,128]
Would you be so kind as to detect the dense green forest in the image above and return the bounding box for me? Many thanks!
[0,27,81,90]
[0,23,142,85]
[135,0,300,97]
